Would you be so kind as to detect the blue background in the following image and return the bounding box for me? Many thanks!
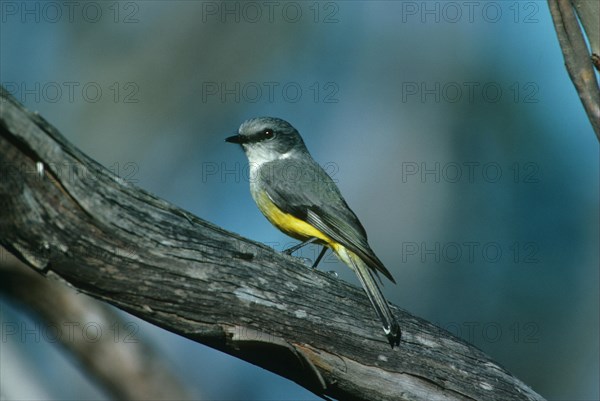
[1,1,598,400]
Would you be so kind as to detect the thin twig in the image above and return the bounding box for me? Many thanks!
[548,0,600,141]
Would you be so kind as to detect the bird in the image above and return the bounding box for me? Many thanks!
[226,117,400,347]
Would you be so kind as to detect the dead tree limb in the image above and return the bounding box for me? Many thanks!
[548,0,600,141]
[0,252,195,400]
[0,87,546,401]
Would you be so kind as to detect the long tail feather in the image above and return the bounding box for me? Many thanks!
[337,247,401,347]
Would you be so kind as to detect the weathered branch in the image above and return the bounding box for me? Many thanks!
[548,0,600,141]
[571,0,599,58]
[0,87,545,401]
[0,252,194,400]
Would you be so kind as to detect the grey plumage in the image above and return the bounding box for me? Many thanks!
[227,117,401,347]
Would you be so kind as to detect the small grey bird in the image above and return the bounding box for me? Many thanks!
[226,117,400,347]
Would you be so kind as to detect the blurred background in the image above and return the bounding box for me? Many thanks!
[1,1,598,400]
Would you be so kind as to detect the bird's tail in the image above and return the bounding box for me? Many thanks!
[336,246,401,347]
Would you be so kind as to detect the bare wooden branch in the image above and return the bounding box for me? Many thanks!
[0,252,194,400]
[548,0,600,141]
[571,0,599,58]
[0,87,546,401]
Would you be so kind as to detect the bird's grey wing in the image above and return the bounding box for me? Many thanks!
[260,158,395,283]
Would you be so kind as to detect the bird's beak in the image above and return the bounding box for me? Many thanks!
[225,134,244,144]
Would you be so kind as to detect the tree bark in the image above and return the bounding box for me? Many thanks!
[0,253,194,400]
[0,87,546,401]
[548,0,600,141]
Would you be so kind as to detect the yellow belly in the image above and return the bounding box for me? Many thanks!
[254,190,334,246]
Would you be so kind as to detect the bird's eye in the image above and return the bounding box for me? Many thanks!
[263,129,274,139]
